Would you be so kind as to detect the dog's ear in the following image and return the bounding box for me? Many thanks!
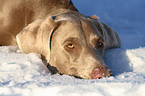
[88,15,121,49]
[100,23,121,49]
[16,16,56,64]
[89,15,99,20]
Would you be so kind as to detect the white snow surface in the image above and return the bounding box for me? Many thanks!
[0,0,145,96]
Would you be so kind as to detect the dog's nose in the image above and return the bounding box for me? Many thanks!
[91,67,112,79]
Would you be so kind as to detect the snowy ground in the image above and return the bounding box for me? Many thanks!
[0,0,145,96]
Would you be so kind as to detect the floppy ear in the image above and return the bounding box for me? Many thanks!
[101,23,121,49]
[16,16,56,63]
[89,15,121,49]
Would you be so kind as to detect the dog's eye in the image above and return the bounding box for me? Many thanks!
[97,39,104,48]
[67,43,75,49]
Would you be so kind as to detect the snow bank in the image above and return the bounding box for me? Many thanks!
[0,47,145,96]
[0,0,145,96]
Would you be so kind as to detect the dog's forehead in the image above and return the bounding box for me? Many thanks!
[80,18,101,38]
[54,13,101,37]
[53,15,102,45]
[57,20,83,39]
[59,18,101,38]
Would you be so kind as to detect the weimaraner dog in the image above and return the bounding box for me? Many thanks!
[0,0,121,79]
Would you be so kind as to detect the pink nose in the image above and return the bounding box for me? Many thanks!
[91,67,112,79]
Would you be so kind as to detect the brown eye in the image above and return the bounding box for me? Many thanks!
[97,39,104,48]
[67,43,75,49]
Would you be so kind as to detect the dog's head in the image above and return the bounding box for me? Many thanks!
[16,11,121,79]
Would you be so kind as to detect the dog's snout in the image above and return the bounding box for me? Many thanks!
[91,67,112,79]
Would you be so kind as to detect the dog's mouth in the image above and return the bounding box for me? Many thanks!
[47,64,112,79]
[47,64,81,79]
[45,56,112,79]
[47,64,58,74]
[47,65,112,79]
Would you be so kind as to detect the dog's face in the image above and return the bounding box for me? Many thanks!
[49,15,112,79]
[17,13,120,79]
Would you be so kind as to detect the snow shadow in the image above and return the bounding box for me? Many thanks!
[104,48,133,76]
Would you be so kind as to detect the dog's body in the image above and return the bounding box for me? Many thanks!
[0,0,121,79]
[0,0,77,45]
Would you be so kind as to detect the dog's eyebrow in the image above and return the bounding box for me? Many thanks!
[62,37,79,45]
[55,18,72,22]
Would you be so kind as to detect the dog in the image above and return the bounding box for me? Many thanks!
[0,0,121,79]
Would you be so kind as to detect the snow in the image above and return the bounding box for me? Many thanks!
[0,0,145,96]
